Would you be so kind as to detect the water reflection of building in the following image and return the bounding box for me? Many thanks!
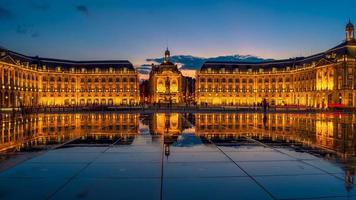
[147,112,196,157]
[196,22,356,108]
[0,113,139,152]
[150,113,183,135]
[195,113,356,157]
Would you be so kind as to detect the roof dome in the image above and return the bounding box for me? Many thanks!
[163,47,171,64]
[346,19,354,30]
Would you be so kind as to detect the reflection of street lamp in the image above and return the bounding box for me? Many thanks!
[164,144,170,157]
[19,96,23,108]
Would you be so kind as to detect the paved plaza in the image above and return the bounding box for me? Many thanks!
[0,132,354,200]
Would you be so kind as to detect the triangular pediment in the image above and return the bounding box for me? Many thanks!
[315,58,334,67]
[0,54,18,65]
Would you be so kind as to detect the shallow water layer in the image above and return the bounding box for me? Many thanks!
[0,112,355,200]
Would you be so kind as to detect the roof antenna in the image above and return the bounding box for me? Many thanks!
[166,38,169,52]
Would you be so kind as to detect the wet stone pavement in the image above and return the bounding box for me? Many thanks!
[0,112,355,200]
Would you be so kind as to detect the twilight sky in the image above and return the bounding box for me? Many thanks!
[0,0,356,66]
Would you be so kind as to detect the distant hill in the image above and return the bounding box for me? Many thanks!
[145,54,274,70]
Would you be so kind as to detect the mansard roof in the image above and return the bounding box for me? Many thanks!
[0,47,135,71]
[200,39,356,73]
[150,63,181,75]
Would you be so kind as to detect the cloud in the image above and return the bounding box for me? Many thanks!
[16,24,40,38]
[146,55,274,70]
[76,5,89,16]
[139,54,273,80]
[16,25,29,34]
[29,1,50,11]
[0,6,13,20]
[137,64,152,75]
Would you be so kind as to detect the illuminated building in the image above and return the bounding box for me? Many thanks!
[196,21,356,108]
[2,21,356,109]
[148,48,184,104]
[0,49,139,108]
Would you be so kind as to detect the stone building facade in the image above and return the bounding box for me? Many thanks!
[196,21,356,108]
[2,21,356,109]
[0,50,139,108]
[148,48,184,104]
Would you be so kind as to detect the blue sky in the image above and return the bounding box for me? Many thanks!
[0,0,355,66]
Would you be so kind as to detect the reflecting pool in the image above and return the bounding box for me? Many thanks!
[0,112,355,199]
